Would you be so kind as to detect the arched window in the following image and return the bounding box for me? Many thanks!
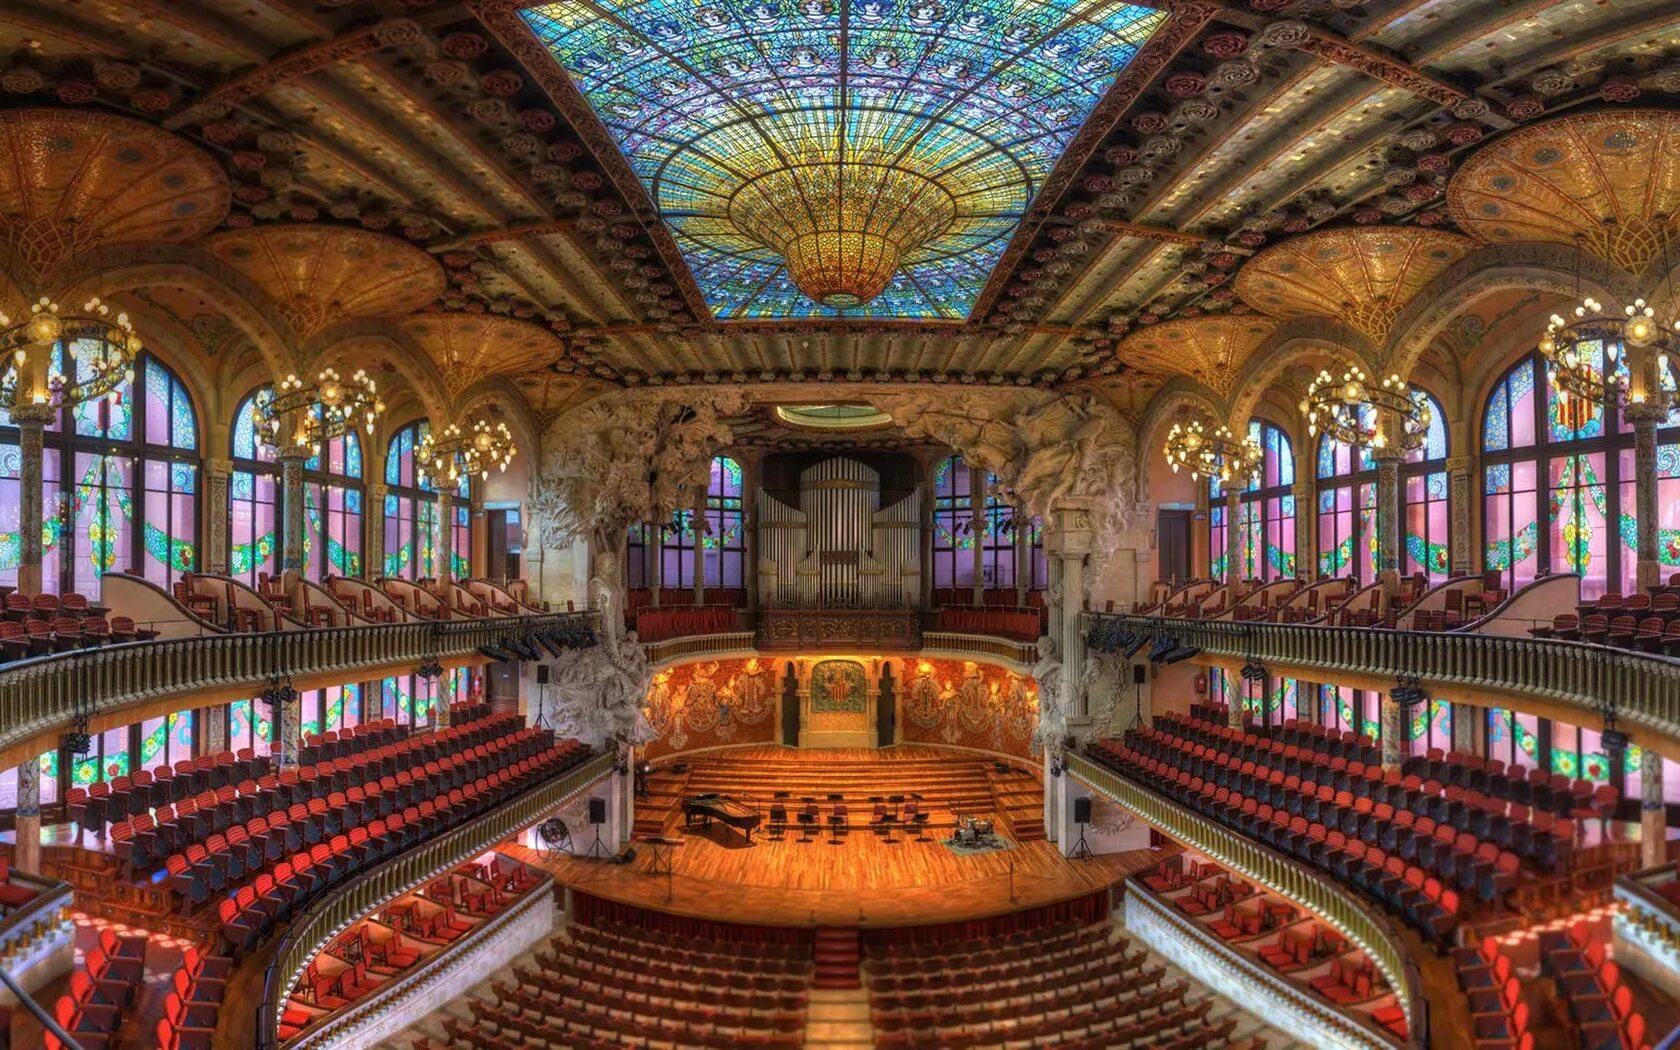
[702,456,745,588]
[383,421,469,580]
[1316,408,1378,583]
[660,509,697,591]
[1481,351,1677,598]
[0,352,199,598]
[981,481,1015,589]
[303,428,363,578]
[230,386,279,587]
[1235,420,1295,581]
[932,455,974,588]
[1402,390,1451,583]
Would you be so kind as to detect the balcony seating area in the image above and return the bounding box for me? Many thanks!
[633,603,737,641]
[1530,590,1680,652]
[866,921,1257,1050]
[0,857,42,914]
[1138,853,1408,1041]
[934,606,1043,640]
[45,927,149,1050]
[0,588,154,660]
[278,853,544,1041]
[1087,714,1592,946]
[439,921,813,1049]
[1539,923,1655,1050]
[210,718,589,955]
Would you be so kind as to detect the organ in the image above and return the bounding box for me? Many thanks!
[757,456,922,609]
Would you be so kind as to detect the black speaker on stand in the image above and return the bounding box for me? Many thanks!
[584,796,612,860]
[1068,796,1094,860]
[1129,663,1148,730]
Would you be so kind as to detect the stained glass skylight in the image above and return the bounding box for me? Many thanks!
[521,0,1164,320]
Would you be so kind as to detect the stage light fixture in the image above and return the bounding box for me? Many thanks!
[477,644,511,663]
[1123,634,1151,660]
[1148,636,1176,663]
[1160,644,1201,666]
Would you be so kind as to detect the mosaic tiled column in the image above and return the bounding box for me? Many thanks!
[1224,491,1241,586]
[203,701,228,756]
[277,690,300,769]
[1446,455,1473,578]
[1374,446,1404,595]
[1228,675,1245,730]
[1643,746,1667,869]
[1380,694,1404,773]
[435,492,453,587]
[1628,403,1667,594]
[205,459,232,575]
[1292,481,1312,582]
[366,484,387,578]
[280,452,307,575]
[15,753,40,875]
[12,404,55,594]
[1451,701,1477,755]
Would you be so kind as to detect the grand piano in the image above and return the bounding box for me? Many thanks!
[681,793,762,841]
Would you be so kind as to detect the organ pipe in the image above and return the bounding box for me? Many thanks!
[755,456,924,609]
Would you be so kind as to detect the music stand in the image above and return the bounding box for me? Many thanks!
[639,836,681,903]
[797,798,817,842]
[880,813,898,844]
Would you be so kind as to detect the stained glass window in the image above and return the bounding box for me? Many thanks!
[702,456,745,589]
[227,697,274,753]
[231,386,280,587]
[304,430,363,579]
[933,455,974,589]
[626,522,652,591]
[385,421,466,580]
[1481,352,1669,598]
[521,0,1165,320]
[1235,421,1294,582]
[981,473,1016,590]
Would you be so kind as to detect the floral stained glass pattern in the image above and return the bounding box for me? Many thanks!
[521,0,1165,319]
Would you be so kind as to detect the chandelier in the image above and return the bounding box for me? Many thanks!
[1162,418,1262,486]
[0,297,140,409]
[1300,366,1430,452]
[1539,294,1679,417]
[256,367,384,455]
[417,419,517,487]
[727,162,957,308]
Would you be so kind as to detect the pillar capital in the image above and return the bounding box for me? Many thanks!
[7,402,56,428]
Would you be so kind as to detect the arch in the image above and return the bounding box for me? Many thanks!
[1134,378,1231,462]
[52,244,303,382]
[451,375,543,464]
[305,322,451,427]
[1382,242,1637,381]
[1225,320,1382,430]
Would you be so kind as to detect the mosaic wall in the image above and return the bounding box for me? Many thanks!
[641,657,781,760]
[897,658,1038,760]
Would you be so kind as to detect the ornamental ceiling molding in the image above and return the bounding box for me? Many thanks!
[1114,315,1281,397]
[1447,108,1680,278]
[468,0,711,323]
[202,224,447,340]
[1232,225,1475,343]
[399,312,567,399]
[0,108,230,295]
[1261,21,1470,109]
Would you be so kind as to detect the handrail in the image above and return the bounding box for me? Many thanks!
[1085,612,1680,747]
[255,749,614,1049]
[0,612,596,769]
[0,872,78,1047]
[1124,879,1400,1050]
[1066,752,1427,1047]
[1615,863,1680,937]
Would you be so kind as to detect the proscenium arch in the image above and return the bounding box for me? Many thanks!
[51,243,304,382]
[1380,242,1637,383]
[1224,319,1384,431]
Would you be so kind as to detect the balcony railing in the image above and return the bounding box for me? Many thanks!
[0,869,74,977]
[1085,612,1680,746]
[0,612,594,773]
[1066,752,1426,1047]
[256,750,614,1049]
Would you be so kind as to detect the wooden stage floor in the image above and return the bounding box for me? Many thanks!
[501,745,1162,928]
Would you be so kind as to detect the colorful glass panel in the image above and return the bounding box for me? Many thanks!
[521,0,1165,320]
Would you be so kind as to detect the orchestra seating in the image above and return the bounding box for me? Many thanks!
[1086,711,1606,944]
[633,604,737,641]
[866,921,1258,1049]
[438,921,812,1048]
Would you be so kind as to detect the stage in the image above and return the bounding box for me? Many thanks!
[502,745,1165,928]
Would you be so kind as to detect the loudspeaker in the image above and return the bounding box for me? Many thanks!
[536,665,551,685]
[1073,797,1092,824]
[588,797,607,825]
[1132,664,1147,685]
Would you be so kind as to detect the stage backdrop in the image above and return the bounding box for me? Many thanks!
[896,658,1039,761]
[641,657,781,760]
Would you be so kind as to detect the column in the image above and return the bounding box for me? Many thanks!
[1642,747,1667,869]
[1015,504,1030,605]
[693,491,706,606]
[202,702,229,756]
[1451,701,1477,756]
[366,483,387,577]
[471,498,488,581]
[1223,491,1241,586]
[1374,446,1403,595]
[12,403,55,594]
[14,753,40,875]
[649,524,664,607]
[435,492,452,588]
[205,459,233,575]
[434,674,452,729]
[1296,681,1317,725]
[1047,505,1092,719]
[1380,694,1404,772]
[969,481,985,604]
[279,452,306,577]
[277,689,301,769]
[921,458,936,609]
[1446,456,1473,578]
[1228,682,1245,730]
[1292,481,1312,582]
[1628,403,1667,594]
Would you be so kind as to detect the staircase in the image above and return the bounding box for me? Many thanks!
[989,763,1047,842]
[632,764,690,838]
[813,927,862,990]
[804,986,873,1050]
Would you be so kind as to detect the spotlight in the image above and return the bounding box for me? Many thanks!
[1148,636,1176,663]
[508,637,541,661]
[1123,634,1151,660]
[63,731,92,756]
[477,644,512,663]
[1160,644,1201,666]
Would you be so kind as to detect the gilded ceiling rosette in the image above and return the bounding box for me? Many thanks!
[1448,109,1680,277]
[1116,315,1280,397]
[1233,226,1473,343]
[203,224,446,339]
[401,313,567,396]
[0,108,229,290]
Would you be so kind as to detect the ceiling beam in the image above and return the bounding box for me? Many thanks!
[1092,219,1209,247]
[434,220,580,248]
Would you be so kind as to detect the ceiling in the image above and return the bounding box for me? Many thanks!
[0,0,1676,425]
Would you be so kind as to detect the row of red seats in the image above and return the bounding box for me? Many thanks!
[0,615,155,659]
[218,735,588,955]
[156,945,229,1050]
[1093,737,1464,945]
[47,928,147,1050]
[1540,923,1653,1050]
[1531,611,1680,653]
[2,591,103,620]
[633,604,736,641]
[935,607,1043,640]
